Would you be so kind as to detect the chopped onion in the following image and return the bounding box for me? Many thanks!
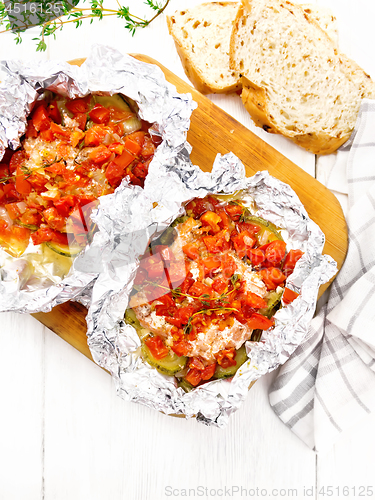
[258,229,272,245]
[175,366,189,378]
[122,116,142,135]
[16,201,27,214]
[0,207,13,227]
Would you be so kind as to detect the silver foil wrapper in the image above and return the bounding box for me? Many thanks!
[86,153,337,426]
[0,44,196,313]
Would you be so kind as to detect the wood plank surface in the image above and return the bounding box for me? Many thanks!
[33,54,348,364]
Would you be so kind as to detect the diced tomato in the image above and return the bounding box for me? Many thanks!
[225,204,243,221]
[178,305,199,324]
[140,254,165,280]
[141,135,156,158]
[108,142,124,156]
[145,336,169,360]
[248,248,266,266]
[74,112,87,131]
[200,211,221,234]
[217,210,231,230]
[65,96,91,114]
[47,101,62,124]
[125,131,146,147]
[202,256,221,275]
[89,145,112,165]
[283,249,304,275]
[114,149,135,168]
[2,183,20,203]
[9,150,26,174]
[157,294,175,308]
[185,198,215,218]
[182,242,200,261]
[105,161,124,188]
[18,210,40,227]
[14,164,31,195]
[244,292,267,309]
[184,368,202,387]
[201,363,216,381]
[45,161,66,175]
[260,267,286,290]
[27,172,47,192]
[179,272,195,294]
[232,230,256,259]
[84,125,108,147]
[167,261,188,289]
[43,207,66,232]
[189,357,205,371]
[89,104,110,125]
[171,340,191,357]
[283,287,300,305]
[125,138,142,156]
[265,240,287,265]
[40,129,55,142]
[203,235,221,254]
[50,122,71,139]
[247,312,274,330]
[134,268,147,286]
[8,225,31,247]
[132,162,148,180]
[5,202,22,220]
[32,104,51,132]
[70,129,85,148]
[216,348,237,368]
[25,120,38,139]
[188,281,211,297]
[54,195,76,218]
[31,225,68,246]
[221,254,236,279]
[236,221,261,235]
[212,277,227,294]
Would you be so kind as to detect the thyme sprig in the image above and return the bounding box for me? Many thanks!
[0,156,64,184]
[183,307,239,335]
[145,272,241,308]
[0,0,170,51]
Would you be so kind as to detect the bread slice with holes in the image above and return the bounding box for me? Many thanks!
[167,2,241,94]
[230,0,375,154]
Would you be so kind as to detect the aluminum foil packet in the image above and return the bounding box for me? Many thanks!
[86,152,337,427]
[0,44,196,313]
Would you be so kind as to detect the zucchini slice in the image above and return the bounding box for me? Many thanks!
[46,241,82,257]
[259,289,283,319]
[142,338,187,376]
[245,215,283,244]
[213,344,248,379]
[93,94,132,113]
[15,220,38,231]
[178,378,194,393]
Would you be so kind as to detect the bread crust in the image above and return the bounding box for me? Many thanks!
[167,3,242,94]
[230,0,375,155]
[241,77,349,154]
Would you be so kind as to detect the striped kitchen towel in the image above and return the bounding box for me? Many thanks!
[269,99,375,452]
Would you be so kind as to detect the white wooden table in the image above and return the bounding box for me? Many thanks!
[1,1,375,499]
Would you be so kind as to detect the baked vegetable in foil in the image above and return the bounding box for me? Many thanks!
[0,44,195,313]
[86,153,337,426]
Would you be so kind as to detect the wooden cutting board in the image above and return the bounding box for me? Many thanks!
[32,55,348,364]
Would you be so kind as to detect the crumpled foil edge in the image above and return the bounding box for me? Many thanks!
[86,152,337,427]
[0,44,196,313]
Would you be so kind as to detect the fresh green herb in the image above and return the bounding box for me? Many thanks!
[0,156,64,184]
[0,0,170,52]
[183,307,239,335]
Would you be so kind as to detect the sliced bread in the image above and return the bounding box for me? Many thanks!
[230,0,375,154]
[167,2,241,94]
